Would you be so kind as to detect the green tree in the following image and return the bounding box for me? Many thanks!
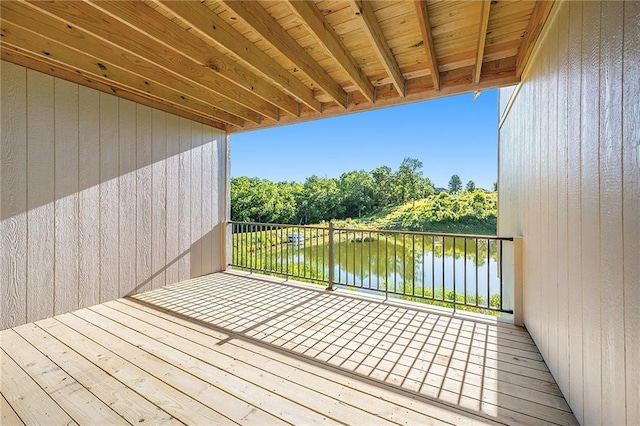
[448,174,462,194]
[492,181,498,192]
[297,175,343,224]
[371,166,394,207]
[396,157,424,205]
[275,181,300,223]
[419,176,436,198]
[230,176,254,222]
[339,170,375,218]
[466,180,476,192]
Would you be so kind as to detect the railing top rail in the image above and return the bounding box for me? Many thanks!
[228,221,514,241]
[332,226,514,241]
[229,220,329,229]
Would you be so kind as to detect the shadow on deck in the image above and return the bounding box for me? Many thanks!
[1,271,577,425]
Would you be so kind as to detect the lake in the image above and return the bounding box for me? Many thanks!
[233,230,503,308]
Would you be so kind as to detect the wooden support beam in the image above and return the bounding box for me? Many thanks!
[219,0,348,109]
[515,0,555,77]
[0,16,245,128]
[0,47,228,130]
[92,0,299,118]
[349,0,405,97]
[234,57,520,133]
[413,0,440,91]
[286,0,375,103]
[473,0,492,84]
[23,0,275,122]
[155,0,319,114]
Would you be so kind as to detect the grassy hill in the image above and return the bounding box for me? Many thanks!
[332,190,497,235]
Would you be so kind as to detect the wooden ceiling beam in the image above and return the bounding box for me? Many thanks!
[348,0,405,97]
[413,0,440,91]
[23,0,275,122]
[286,0,375,103]
[515,0,555,77]
[219,0,348,109]
[0,47,228,130]
[155,0,320,114]
[0,17,245,128]
[234,57,520,133]
[473,0,492,84]
[93,0,299,118]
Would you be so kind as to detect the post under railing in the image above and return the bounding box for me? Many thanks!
[513,236,524,326]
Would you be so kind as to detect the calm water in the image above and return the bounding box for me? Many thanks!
[269,235,502,301]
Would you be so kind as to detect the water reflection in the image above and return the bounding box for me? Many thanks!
[268,233,502,306]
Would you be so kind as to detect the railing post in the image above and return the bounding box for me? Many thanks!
[328,222,335,290]
[513,237,524,327]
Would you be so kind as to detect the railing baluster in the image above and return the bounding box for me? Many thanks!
[499,240,503,311]
[432,236,435,300]
[385,232,388,295]
[475,237,479,307]
[328,222,334,290]
[453,236,456,307]
[338,228,341,285]
[393,233,397,294]
[464,238,468,306]
[421,235,425,299]
[368,231,372,290]
[411,234,415,298]
[376,232,380,291]
[441,236,445,302]
[360,231,364,288]
[487,238,491,308]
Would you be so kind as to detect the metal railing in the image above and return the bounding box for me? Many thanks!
[229,221,515,314]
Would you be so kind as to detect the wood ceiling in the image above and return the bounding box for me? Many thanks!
[0,0,554,133]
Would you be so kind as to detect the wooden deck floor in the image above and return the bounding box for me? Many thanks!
[1,271,577,425]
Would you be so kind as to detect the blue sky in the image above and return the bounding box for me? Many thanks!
[231,89,498,190]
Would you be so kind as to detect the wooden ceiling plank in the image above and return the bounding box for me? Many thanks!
[286,0,375,103]
[219,0,348,109]
[92,0,299,118]
[0,45,230,130]
[155,1,320,113]
[234,57,520,133]
[515,0,555,76]
[0,17,244,128]
[413,0,440,91]
[23,0,275,122]
[473,0,492,84]
[348,0,405,97]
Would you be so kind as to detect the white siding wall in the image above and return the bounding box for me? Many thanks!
[1,61,228,330]
[498,2,639,425]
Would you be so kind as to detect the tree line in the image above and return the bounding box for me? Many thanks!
[231,157,493,225]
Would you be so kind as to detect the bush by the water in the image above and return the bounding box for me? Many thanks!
[334,190,497,235]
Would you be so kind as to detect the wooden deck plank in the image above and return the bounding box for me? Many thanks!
[1,394,24,426]
[0,345,75,425]
[2,328,127,425]
[74,306,354,425]
[117,281,573,426]
[33,317,233,425]
[2,273,577,426]
[110,298,521,426]
[12,322,181,425]
[92,302,435,425]
[61,310,329,426]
